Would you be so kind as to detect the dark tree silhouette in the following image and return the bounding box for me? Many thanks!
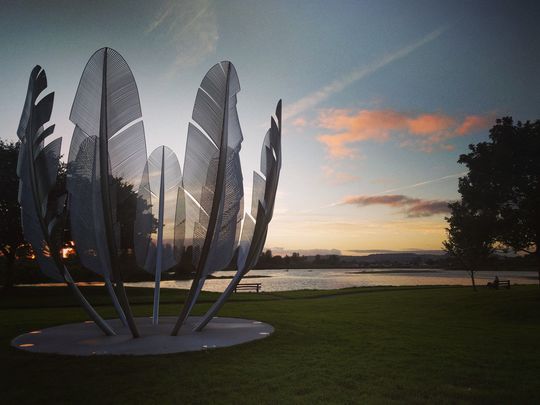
[444,201,496,291]
[0,140,23,288]
[65,171,158,278]
[452,117,540,285]
[0,138,157,288]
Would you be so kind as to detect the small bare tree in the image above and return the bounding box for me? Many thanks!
[444,201,495,291]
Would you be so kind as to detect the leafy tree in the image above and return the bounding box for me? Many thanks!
[64,169,158,280]
[0,138,158,287]
[263,249,272,261]
[457,117,540,285]
[255,249,273,268]
[328,254,340,265]
[444,201,496,290]
[0,140,24,288]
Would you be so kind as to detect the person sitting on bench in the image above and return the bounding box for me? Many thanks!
[487,276,499,288]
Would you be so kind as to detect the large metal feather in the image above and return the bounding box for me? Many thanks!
[239,100,282,271]
[194,100,282,331]
[16,66,62,281]
[172,61,244,334]
[17,66,115,336]
[66,47,147,338]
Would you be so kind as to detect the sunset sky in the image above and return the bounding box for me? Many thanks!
[1,0,539,255]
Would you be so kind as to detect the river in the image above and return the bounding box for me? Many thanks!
[126,268,539,292]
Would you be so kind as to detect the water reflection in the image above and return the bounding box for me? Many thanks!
[126,268,539,292]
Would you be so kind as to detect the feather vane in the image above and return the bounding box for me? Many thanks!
[16,66,63,281]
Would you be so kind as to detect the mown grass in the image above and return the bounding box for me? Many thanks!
[1,285,540,404]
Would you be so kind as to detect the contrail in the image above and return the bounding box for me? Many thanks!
[305,171,465,213]
[146,0,175,33]
[284,25,449,121]
[379,172,466,194]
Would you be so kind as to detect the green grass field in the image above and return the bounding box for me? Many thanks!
[1,284,540,404]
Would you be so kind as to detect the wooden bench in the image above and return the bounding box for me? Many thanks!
[487,280,510,289]
[234,283,262,293]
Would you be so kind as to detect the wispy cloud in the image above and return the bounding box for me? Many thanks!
[344,194,419,206]
[146,0,218,70]
[146,1,176,34]
[311,171,463,213]
[405,200,450,217]
[455,115,492,135]
[321,165,361,185]
[316,108,493,158]
[292,117,307,128]
[284,26,448,121]
[342,194,451,217]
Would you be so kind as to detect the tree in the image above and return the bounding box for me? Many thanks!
[328,254,340,266]
[444,201,496,290]
[0,140,24,288]
[457,117,540,285]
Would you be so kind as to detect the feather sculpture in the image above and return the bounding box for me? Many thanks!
[194,100,282,331]
[134,146,183,324]
[171,61,244,335]
[67,48,148,338]
[17,66,115,336]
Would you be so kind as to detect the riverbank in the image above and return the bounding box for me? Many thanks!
[2,285,540,403]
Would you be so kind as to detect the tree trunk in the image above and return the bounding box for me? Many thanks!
[536,244,540,288]
[470,269,477,292]
[536,248,540,288]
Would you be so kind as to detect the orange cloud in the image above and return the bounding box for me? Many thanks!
[292,117,307,127]
[455,115,492,136]
[317,109,492,158]
[317,109,406,158]
[342,194,451,217]
[318,134,359,158]
[318,109,404,141]
[406,114,456,135]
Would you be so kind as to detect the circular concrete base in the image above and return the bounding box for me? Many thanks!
[11,316,274,356]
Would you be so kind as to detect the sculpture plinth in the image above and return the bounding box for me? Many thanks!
[12,317,274,356]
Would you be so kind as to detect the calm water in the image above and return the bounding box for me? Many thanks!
[127,268,539,292]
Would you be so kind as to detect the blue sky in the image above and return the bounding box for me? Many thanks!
[1,0,539,254]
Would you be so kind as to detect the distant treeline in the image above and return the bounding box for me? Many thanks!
[2,247,538,285]
[251,250,540,271]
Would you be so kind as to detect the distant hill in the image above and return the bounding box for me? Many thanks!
[346,253,446,263]
[303,252,446,264]
[344,249,446,256]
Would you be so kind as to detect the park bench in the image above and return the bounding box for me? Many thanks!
[234,283,262,293]
[487,280,510,289]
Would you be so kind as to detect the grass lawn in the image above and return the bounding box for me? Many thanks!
[1,284,540,404]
